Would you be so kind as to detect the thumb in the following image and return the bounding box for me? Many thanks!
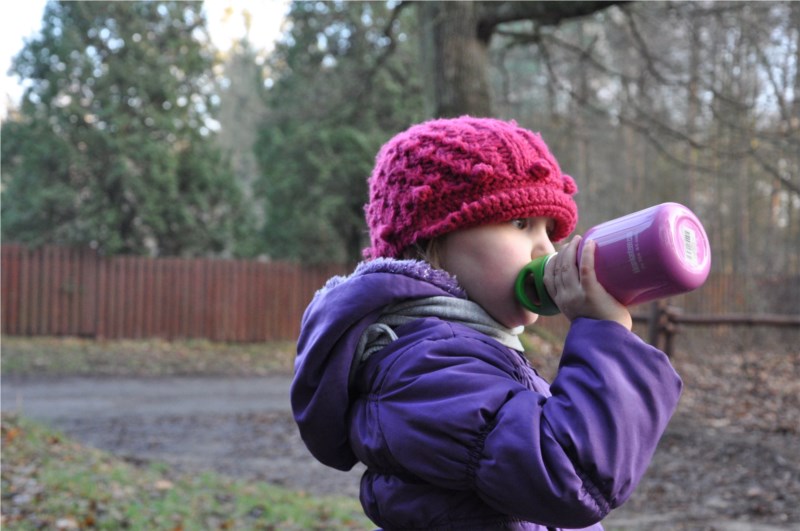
[579,239,599,289]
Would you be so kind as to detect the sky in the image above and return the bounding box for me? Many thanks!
[0,0,290,120]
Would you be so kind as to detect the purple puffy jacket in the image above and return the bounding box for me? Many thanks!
[291,259,682,530]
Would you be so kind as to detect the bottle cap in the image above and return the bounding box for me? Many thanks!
[515,254,560,315]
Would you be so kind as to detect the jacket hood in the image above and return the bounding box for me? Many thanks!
[291,258,465,470]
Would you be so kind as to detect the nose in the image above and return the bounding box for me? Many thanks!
[532,225,556,259]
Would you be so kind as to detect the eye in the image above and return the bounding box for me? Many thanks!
[539,218,556,238]
[511,218,530,230]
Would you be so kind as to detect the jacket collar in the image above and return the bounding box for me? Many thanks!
[322,257,466,298]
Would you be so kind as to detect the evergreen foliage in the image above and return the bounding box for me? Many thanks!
[1,1,253,256]
[1,0,795,274]
[214,39,267,258]
[254,1,425,263]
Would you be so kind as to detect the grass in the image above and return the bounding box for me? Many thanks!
[1,414,373,530]
[0,333,566,530]
[1,336,297,377]
[1,337,374,529]
[0,332,565,379]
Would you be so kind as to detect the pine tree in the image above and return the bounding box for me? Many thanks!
[254,1,425,263]
[1,0,253,256]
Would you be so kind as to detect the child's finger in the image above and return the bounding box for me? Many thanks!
[560,236,581,281]
[580,239,612,299]
[579,239,598,287]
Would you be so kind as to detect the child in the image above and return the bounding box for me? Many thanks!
[291,116,682,530]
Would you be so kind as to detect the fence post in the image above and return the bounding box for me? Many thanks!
[648,300,665,350]
[663,306,681,358]
[646,300,680,357]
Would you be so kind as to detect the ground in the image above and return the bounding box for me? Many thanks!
[2,327,799,530]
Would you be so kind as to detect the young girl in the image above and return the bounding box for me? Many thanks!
[291,116,682,530]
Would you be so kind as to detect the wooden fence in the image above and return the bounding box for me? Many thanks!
[532,268,800,342]
[2,243,798,343]
[1,244,347,342]
[635,300,800,358]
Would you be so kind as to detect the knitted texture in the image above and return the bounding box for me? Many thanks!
[364,116,579,259]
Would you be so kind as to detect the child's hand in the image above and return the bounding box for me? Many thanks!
[543,236,632,330]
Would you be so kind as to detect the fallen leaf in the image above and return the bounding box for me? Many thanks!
[154,479,174,490]
[3,426,21,444]
[56,518,79,529]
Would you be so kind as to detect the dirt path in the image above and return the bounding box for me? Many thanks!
[0,375,365,499]
[2,375,797,530]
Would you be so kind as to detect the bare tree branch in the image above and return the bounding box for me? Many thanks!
[621,8,675,86]
[538,33,800,201]
[344,1,414,121]
[749,150,800,197]
[477,1,628,41]
[496,27,635,80]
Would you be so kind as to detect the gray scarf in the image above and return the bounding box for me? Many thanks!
[351,296,524,384]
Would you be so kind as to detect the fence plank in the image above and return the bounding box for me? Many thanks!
[64,247,76,335]
[16,246,26,334]
[95,253,107,339]
[5,243,792,344]
[2,246,19,334]
[32,248,44,335]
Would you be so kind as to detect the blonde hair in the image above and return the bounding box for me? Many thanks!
[403,238,445,270]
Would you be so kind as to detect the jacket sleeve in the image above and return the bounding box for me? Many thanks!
[372,317,682,529]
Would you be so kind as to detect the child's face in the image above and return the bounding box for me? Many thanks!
[439,217,557,329]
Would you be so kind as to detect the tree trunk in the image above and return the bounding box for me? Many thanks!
[417,1,625,117]
[418,2,492,117]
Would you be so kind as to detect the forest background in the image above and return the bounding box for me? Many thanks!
[2,0,799,318]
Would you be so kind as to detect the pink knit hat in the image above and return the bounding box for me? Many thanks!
[364,116,578,259]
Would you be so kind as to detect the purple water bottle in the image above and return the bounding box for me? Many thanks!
[515,202,712,315]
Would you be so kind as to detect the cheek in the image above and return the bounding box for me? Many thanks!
[448,239,527,292]
[486,244,535,290]
[489,249,542,327]
[470,256,530,323]
[439,230,534,325]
